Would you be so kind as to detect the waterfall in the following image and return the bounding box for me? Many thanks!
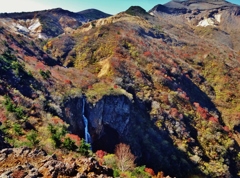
[82,99,91,146]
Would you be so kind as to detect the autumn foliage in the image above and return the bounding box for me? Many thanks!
[66,134,81,146]
[144,167,155,176]
[115,143,136,172]
[194,102,209,119]
[143,51,151,57]
[96,150,107,159]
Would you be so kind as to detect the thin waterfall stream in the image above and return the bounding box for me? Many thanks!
[82,99,92,148]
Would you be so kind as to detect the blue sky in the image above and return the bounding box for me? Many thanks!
[0,0,239,15]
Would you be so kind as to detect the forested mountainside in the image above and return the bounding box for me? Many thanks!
[0,0,240,177]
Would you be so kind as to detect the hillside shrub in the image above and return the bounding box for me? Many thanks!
[63,137,77,151]
[77,139,91,156]
[26,130,39,147]
[131,166,152,178]
[103,154,117,168]
[113,169,120,177]
[39,69,51,79]
[48,123,67,148]
[4,96,15,112]
[11,61,22,75]
[4,95,25,119]
[13,123,22,136]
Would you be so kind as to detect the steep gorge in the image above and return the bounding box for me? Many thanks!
[62,95,196,177]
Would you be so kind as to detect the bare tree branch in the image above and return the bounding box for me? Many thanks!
[115,143,136,172]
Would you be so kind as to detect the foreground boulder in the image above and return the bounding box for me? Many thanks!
[0,147,113,178]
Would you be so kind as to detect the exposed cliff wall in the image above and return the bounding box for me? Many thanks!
[62,95,195,177]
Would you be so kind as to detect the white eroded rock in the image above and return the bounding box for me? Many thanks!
[197,18,215,27]
[214,13,222,23]
[28,19,41,31]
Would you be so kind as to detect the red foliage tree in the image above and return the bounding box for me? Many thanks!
[178,92,189,101]
[135,70,142,78]
[64,80,72,85]
[223,126,230,132]
[52,117,64,124]
[12,170,26,178]
[143,51,151,57]
[170,108,179,118]
[88,85,93,89]
[196,106,208,119]
[36,61,45,70]
[194,102,209,119]
[24,56,38,62]
[144,167,155,176]
[209,117,219,123]
[96,150,107,159]
[66,134,81,146]
[0,111,7,123]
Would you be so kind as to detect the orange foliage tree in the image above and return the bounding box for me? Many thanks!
[144,167,155,176]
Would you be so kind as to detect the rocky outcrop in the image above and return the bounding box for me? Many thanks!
[0,147,47,177]
[0,147,113,178]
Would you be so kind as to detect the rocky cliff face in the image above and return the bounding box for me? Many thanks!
[62,95,196,177]
[62,95,140,151]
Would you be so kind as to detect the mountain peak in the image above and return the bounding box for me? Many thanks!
[78,8,111,21]
[125,6,150,16]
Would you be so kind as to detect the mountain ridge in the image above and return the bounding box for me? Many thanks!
[149,0,240,51]
[0,7,111,39]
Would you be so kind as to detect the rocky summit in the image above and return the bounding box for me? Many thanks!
[0,0,240,177]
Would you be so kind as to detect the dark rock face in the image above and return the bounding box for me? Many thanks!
[62,95,134,148]
[88,95,131,136]
[153,4,189,15]
[233,7,240,15]
[0,131,10,150]
[62,97,85,136]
